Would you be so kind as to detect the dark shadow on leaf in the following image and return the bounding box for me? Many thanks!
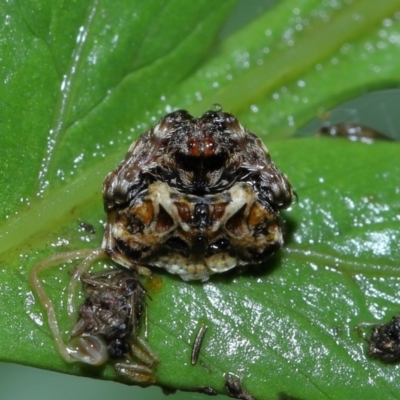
[278,392,305,400]
[281,211,298,246]
[78,363,107,379]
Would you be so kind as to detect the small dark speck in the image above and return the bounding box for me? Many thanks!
[331,326,341,337]
[225,373,255,400]
[161,386,176,395]
[198,386,218,396]
[200,360,212,373]
[278,392,305,400]
[79,222,95,234]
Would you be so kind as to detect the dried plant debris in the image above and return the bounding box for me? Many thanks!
[71,271,147,357]
[198,386,219,396]
[30,251,158,383]
[69,269,158,383]
[79,222,96,234]
[317,122,395,143]
[31,108,293,385]
[224,373,255,400]
[191,323,208,365]
[368,315,400,362]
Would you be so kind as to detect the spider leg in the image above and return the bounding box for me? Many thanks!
[131,336,159,367]
[67,335,109,366]
[114,363,157,384]
[29,249,101,363]
[66,248,107,321]
[355,321,378,342]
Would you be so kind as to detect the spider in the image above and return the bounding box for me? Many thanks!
[30,108,293,383]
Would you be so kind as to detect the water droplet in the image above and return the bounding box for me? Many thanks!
[250,105,259,113]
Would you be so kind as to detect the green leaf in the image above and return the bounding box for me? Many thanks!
[172,0,400,139]
[1,1,400,399]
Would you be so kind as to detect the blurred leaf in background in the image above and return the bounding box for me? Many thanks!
[1,0,400,399]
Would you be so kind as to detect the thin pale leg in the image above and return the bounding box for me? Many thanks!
[67,335,108,366]
[64,248,112,364]
[114,363,157,384]
[30,248,110,365]
[131,336,159,367]
[29,249,100,363]
[355,321,377,341]
[66,248,107,321]
[79,269,131,289]
[144,305,149,340]
[111,336,158,384]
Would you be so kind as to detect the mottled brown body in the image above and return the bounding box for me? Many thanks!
[103,110,293,281]
[69,270,157,382]
[224,373,255,400]
[369,315,400,362]
[71,270,146,360]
